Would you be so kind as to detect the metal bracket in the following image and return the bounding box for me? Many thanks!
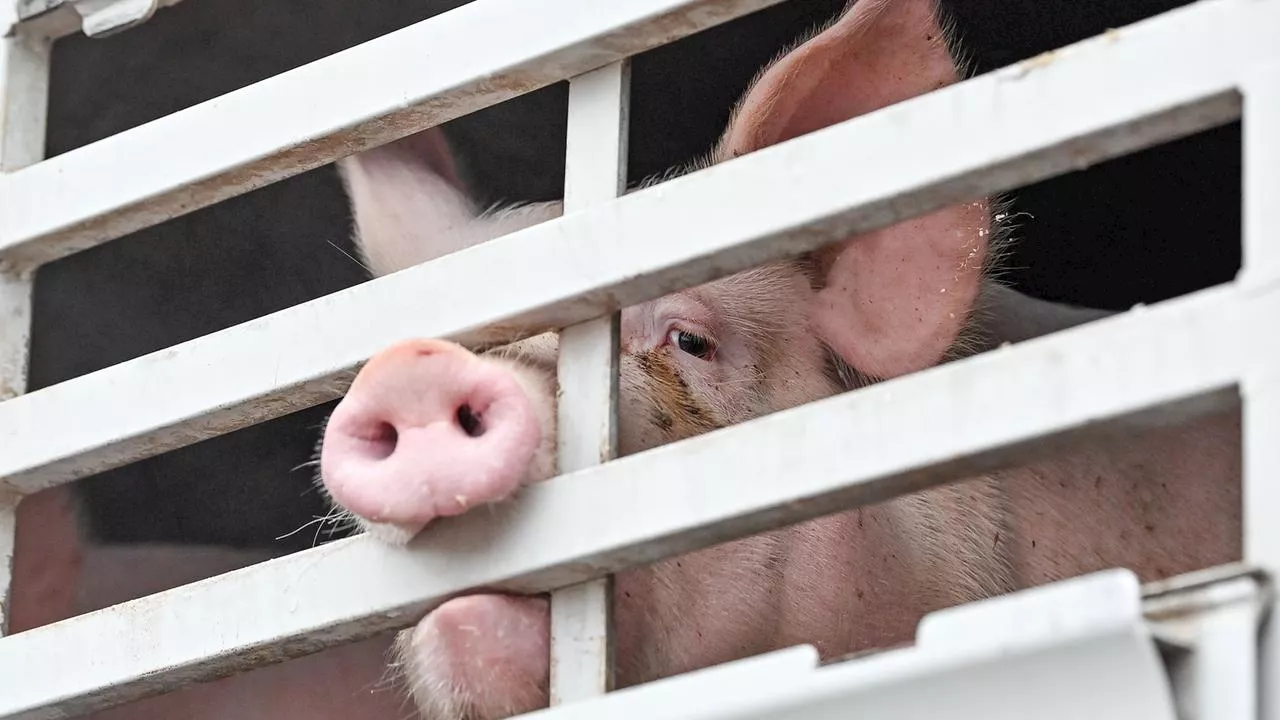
[1144,563,1273,720]
[15,0,165,38]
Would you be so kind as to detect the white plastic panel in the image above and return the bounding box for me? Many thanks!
[522,646,821,720]
[711,572,1175,720]
[1,0,1275,498]
[518,571,1178,720]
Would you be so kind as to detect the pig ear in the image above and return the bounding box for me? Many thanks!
[337,128,561,278]
[717,0,989,379]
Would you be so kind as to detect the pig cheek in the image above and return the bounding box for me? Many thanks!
[399,595,550,719]
[683,363,748,426]
[617,361,671,456]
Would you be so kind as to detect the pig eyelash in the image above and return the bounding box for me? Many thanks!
[666,328,717,361]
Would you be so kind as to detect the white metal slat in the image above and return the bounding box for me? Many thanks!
[0,0,785,270]
[1242,64,1280,720]
[0,14,51,637]
[550,60,630,705]
[0,280,1261,719]
[1,0,1274,498]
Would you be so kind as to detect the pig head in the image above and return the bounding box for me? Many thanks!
[325,0,990,540]
[319,0,1242,718]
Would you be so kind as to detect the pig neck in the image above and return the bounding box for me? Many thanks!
[764,283,1128,654]
[830,282,1240,652]
[996,408,1241,588]
[771,404,1240,661]
[610,487,1006,683]
[967,281,1241,585]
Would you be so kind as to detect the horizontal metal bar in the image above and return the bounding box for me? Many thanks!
[0,0,784,270]
[0,280,1262,718]
[1,0,1274,495]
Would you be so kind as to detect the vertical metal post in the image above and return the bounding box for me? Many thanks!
[549,60,629,706]
[0,7,52,637]
[1242,64,1280,720]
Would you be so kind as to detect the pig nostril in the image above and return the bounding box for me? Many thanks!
[456,405,484,438]
[365,422,398,460]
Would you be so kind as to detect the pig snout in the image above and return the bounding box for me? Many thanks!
[396,594,551,719]
[320,338,542,541]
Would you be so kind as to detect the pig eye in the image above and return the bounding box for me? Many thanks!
[668,329,716,361]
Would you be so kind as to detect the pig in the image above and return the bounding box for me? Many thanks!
[317,0,1241,718]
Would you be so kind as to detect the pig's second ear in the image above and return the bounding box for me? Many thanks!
[717,0,988,379]
[337,128,562,278]
[336,128,477,278]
